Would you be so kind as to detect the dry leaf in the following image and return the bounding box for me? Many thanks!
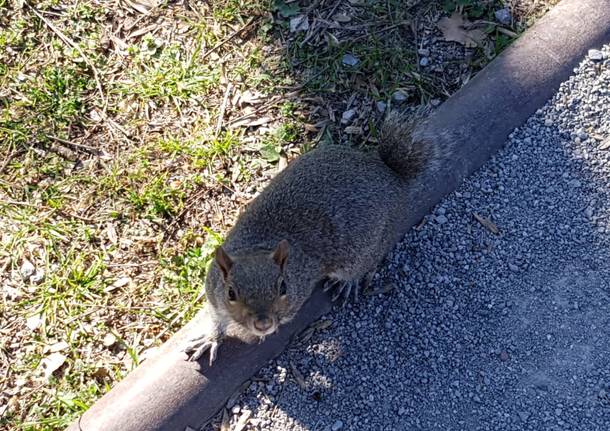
[105,276,131,293]
[437,12,487,48]
[600,138,610,150]
[232,116,273,128]
[106,223,118,244]
[40,353,67,379]
[220,409,230,431]
[473,213,500,235]
[344,126,363,135]
[48,341,69,353]
[289,15,309,33]
[298,327,315,343]
[234,410,252,431]
[333,13,351,23]
[365,282,395,296]
[310,319,332,331]
[122,0,157,14]
[26,314,42,330]
[290,362,307,389]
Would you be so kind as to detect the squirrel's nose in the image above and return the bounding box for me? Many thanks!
[253,316,273,332]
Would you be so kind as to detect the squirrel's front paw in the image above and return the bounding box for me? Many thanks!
[323,278,359,306]
[182,334,222,366]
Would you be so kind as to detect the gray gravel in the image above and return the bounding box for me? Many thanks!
[205,46,610,431]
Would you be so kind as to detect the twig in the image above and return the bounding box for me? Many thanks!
[25,2,108,111]
[46,134,102,155]
[163,188,209,242]
[0,149,21,175]
[215,82,233,136]
[200,17,256,61]
[299,0,343,47]
[226,95,283,126]
[2,199,95,222]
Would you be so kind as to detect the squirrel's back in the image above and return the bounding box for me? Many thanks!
[226,145,406,258]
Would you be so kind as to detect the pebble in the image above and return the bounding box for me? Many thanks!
[391,90,408,102]
[588,49,603,61]
[20,259,35,280]
[376,101,387,113]
[331,420,344,431]
[494,8,512,25]
[341,109,356,124]
[419,57,430,67]
[342,54,359,66]
[435,215,448,224]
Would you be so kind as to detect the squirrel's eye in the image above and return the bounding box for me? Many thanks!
[227,286,237,301]
[279,279,287,296]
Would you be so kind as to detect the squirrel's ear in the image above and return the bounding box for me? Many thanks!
[272,239,289,271]
[215,246,233,279]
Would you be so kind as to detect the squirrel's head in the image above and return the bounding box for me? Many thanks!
[211,240,291,338]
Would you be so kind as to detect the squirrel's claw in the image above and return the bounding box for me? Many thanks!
[324,279,356,307]
[183,336,221,366]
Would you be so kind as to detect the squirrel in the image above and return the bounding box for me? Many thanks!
[183,113,444,364]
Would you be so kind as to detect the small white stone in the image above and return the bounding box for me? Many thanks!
[588,49,603,61]
[341,109,356,124]
[20,259,35,280]
[332,420,344,431]
[103,333,117,347]
[494,8,512,25]
[392,90,408,102]
[342,53,359,66]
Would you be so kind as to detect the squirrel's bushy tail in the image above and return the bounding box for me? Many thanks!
[378,111,445,180]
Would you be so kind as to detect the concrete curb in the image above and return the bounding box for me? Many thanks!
[67,0,610,429]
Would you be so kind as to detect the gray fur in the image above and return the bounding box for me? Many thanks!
[185,115,445,362]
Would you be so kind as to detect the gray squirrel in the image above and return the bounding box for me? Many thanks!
[183,113,445,364]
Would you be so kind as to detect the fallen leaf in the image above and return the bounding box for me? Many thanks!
[310,319,332,331]
[333,13,351,23]
[290,362,307,389]
[48,341,69,353]
[92,366,110,380]
[238,90,265,106]
[259,142,281,163]
[365,282,395,296]
[437,12,487,48]
[234,410,252,431]
[106,223,118,244]
[344,126,363,135]
[274,0,300,17]
[289,14,309,33]
[473,213,500,235]
[232,116,273,128]
[298,327,315,343]
[105,276,131,293]
[40,353,67,379]
[220,409,230,431]
[122,0,157,14]
[278,154,288,172]
[26,314,42,331]
[600,138,610,150]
